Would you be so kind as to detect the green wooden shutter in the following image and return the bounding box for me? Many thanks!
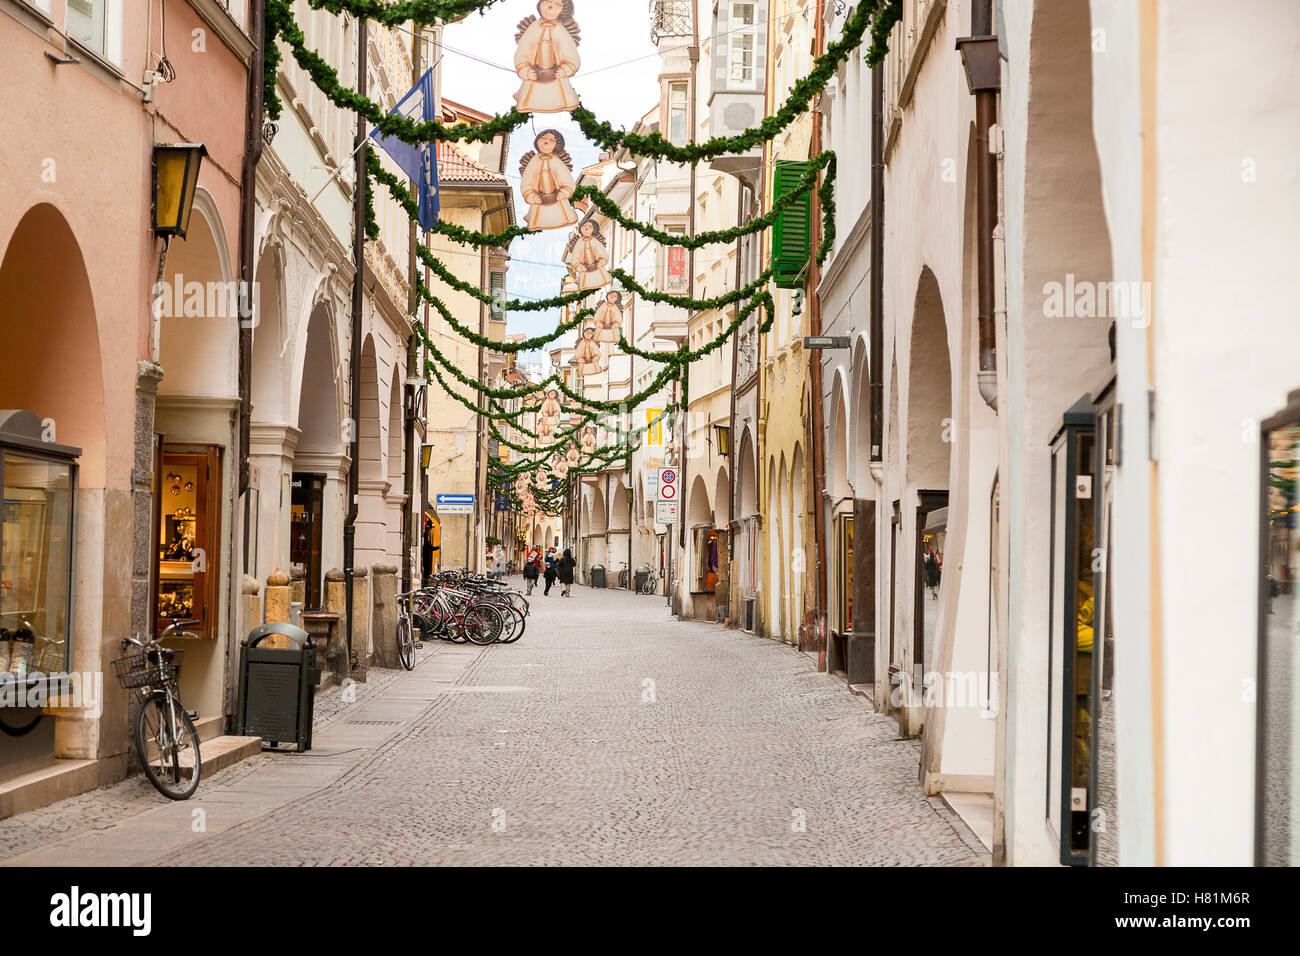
[490,271,506,320]
[771,160,812,289]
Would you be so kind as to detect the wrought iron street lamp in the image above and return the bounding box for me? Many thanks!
[152,143,207,239]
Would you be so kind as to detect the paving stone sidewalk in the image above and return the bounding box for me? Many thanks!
[2,584,987,866]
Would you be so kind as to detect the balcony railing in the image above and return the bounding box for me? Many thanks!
[650,0,693,45]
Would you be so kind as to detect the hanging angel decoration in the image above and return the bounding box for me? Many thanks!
[552,452,570,478]
[565,444,580,464]
[539,388,562,426]
[581,425,597,453]
[574,325,602,376]
[563,219,611,291]
[519,129,578,231]
[538,416,556,439]
[513,0,581,114]
[593,290,624,343]
[534,466,548,486]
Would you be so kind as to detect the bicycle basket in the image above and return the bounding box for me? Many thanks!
[111,647,182,690]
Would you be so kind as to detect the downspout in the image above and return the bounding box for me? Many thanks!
[680,21,700,557]
[345,17,368,670]
[868,61,884,461]
[808,0,829,668]
[401,24,423,598]
[959,1,1001,411]
[237,0,265,498]
[232,0,264,722]
[471,209,489,571]
[628,167,637,586]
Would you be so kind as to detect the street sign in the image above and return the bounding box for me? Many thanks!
[655,499,678,524]
[436,493,475,515]
[803,335,852,350]
[657,467,678,501]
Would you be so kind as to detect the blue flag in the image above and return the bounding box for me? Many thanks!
[369,68,439,231]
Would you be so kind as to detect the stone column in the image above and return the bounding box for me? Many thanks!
[370,562,400,669]
[351,565,369,682]
[131,361,164,639]
[264,568,290,624]
[289,564,306,613]
[322,568,350,682]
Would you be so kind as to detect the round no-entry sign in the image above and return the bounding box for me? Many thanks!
[658,467,678,500]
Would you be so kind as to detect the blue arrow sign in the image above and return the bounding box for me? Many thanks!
[436,494,475,504]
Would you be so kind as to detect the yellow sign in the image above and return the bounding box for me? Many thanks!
[645,408,663,446]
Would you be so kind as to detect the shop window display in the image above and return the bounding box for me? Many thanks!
[690,526,719,593]
[1258,396,1300,865]
[155,446,221,638]
[0,411,77,692]
[1047,396,1096,866]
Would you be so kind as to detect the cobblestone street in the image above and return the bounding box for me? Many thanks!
[2,583,986,866]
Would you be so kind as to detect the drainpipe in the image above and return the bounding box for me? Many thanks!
[237,0,265,497]
[808,0,829,668]
[868,61,884,461]
[345,18,368,670]
[401,26,423,598]
[959,1,1001,411]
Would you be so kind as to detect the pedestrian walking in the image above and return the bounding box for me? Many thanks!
[523,554,540,595]
[543,559,557,595]
[557,547,576,597]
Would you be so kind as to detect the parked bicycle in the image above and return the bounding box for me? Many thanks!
[113,619,202,800]
[640,570,660,595]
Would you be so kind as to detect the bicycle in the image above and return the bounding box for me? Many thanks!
[617,562,629,589]
[394,592,421,670]
[113,619,202,800]
[640,571,660,595]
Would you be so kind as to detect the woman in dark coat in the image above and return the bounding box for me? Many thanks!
[543,557,558,596]
[556,548,577,596]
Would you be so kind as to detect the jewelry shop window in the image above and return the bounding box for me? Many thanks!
[1047,396,1096,866]
[155,445,222,639]
[0,411,77,688]
[1258,391,1300,865]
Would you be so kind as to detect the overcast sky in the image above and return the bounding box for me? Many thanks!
[441,0,661,365]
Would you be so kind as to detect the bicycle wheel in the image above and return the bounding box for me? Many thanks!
[507,591,529,617]
[488,600,517,643]
[500,604,527,643]
[135,692,201,800]
[396,616,415,670]
[462,604,500,645]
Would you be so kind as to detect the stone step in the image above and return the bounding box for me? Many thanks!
[145,734,262,780]
[178,734,262,779]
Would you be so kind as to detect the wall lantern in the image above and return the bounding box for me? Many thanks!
[152,143,207,239]
[420,443,435,470]
[713,423,731,457]
[626,487,634,504]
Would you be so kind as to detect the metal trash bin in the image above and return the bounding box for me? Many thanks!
[237,622,319,752]
[634,565,650,593]
[590,564,606,588]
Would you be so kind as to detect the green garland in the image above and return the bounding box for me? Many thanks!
[267,0,527,146]
[574,154,832,250]
[569,1,880,163]
[306,0,503,26]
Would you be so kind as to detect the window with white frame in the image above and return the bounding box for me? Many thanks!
[728,3,757,89]
[66,0,107,55]
[667,80,690,146]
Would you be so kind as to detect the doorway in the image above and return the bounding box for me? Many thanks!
[291,473,325,609]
